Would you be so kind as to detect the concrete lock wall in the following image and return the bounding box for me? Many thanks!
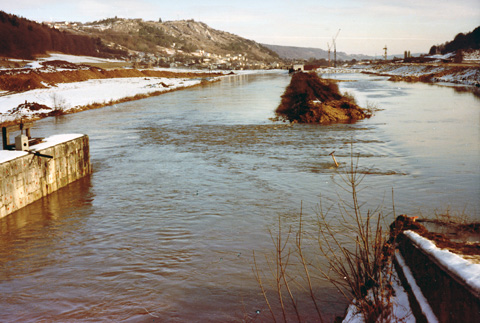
[0,135,91,218]
[396,233,480,322]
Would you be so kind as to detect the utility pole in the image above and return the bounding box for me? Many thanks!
[332,29,341,68]
[383,45,388,61]
[327,42,332,67]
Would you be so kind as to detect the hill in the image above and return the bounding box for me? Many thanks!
[429,26,480,55]
[0,11,125,59]
[57,17,281,68]
[1,11,377,68]
[262,44,371,61]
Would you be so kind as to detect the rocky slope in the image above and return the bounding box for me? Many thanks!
[61,18,281,64]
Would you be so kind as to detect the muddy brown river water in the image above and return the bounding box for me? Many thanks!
[0,71,479,322]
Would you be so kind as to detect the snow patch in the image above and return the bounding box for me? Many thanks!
[425,53,456,60]
[30,134,85,151]
[342,265,416,323]
[464,50,480,61]
[23,61,43,69]
[395,250,438,322]
[0,77,208,123]
[356,63,480,86]
[0,150,27,164]
[0,134,84,164]
[38,53,125,64]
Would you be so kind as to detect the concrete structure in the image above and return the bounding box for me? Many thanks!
[395,232,480,322]
[0,134,91,218]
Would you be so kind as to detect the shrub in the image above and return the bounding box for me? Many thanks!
[275,72,371,124]
[253,154,399,322]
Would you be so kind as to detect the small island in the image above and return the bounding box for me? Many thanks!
[275,72,372,124]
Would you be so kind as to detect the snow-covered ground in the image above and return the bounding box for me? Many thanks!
[426,50,480,62]
[342,265,416,323]
[37,53,126,64]
[316,67,361,74]
[464,51,480,62]
[345,63,480,86]
[319,51,480,86]
[358,64,446,77]
[0,53,126,71]
[0,77,211,124]
[431,68,480,85]
[0,54,284,124]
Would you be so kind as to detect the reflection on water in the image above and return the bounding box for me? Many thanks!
[0,72,478,322]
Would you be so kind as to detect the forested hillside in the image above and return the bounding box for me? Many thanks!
[429,26,480,55]
[0,11,125,59]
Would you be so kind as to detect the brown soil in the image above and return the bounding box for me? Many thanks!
[0,61,224,92]
[275,72,371,124]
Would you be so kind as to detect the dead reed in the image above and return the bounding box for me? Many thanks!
[252,153,398,322]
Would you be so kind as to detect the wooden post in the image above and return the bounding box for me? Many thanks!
[2,127,8,150]
[329,151,339,167]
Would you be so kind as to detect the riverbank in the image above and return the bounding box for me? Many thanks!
[360,63,480,86]
[0,75,220,126]
[4,53,478,128]
[317,62,480,87]
[0,54,227,126]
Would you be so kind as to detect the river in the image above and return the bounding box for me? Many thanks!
[0,71,479,322]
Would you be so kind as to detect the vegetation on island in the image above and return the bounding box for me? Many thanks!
[275,72,372,124]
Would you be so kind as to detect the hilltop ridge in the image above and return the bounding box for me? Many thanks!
[48,17,283,69]
[262,44,371,61]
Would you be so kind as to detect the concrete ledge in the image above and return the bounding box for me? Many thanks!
[396,231,480,322]
[0,134,91,218]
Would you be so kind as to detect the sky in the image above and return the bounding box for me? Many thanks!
[1,0,479,56]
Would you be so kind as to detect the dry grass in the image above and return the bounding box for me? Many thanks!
[315,157,396,321]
